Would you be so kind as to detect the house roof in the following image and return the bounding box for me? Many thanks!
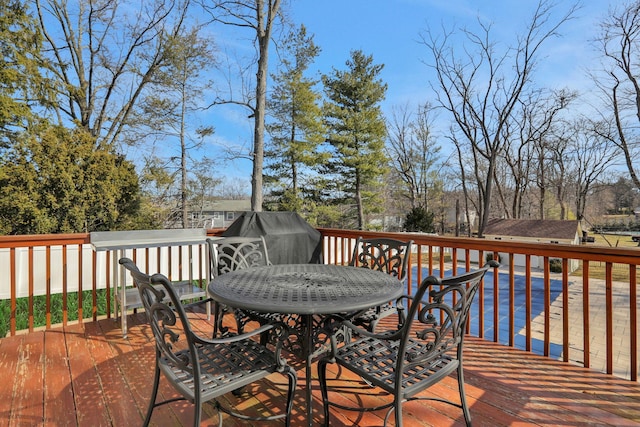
[484,218,580,241]
[202,199,251,211]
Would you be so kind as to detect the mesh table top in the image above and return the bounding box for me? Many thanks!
[208,264,403,315]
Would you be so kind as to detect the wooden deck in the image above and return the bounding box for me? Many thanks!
[1,311,640,427]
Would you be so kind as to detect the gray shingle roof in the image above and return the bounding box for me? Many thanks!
[484,218,580,240]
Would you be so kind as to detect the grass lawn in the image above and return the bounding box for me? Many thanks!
[589,233,640,248]
[0,289,109,338]
[572,233,640,281]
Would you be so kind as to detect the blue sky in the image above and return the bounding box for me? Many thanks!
[203,0,616,193]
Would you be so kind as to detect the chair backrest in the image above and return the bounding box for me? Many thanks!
[119,257,151,286]
[396,261,497,375]
[119,257,198,371]
[349,237,413,281]
[208,236,271,277]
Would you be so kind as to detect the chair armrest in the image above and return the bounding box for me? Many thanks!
[327,315,405,354]
[192,321,276,345]
[341,319,404,341]
[191,321,290,371]
[182,297,214,312]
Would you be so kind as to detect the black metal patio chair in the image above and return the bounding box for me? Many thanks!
[207,236,278,336]
[121,257,297,426]
[348,236,414,331]
[208,235,272,276]
[318,261,498,427]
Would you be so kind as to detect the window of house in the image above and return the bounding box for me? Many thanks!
[213,212,221,219]
[226,211,234,221]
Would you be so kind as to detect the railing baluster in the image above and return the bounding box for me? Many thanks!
[583,260,590,369]
[78,243,83,324]
[106,251,111,319]
[630,264,637,382]
[452,247,458,274]
[478,249,484,339]
[46,245,52,328]
[92,250,97,322]
[543,256,550,357]
[62,244,68,326]
[494,251,500,343]
[168,245,173,281]
[10,247,16,335]
[416,244,423,292]
[562,258,569,363]
[509,253,515,347]
[29,246,34,332]
[525,254,531,352]
[606,262,613,375]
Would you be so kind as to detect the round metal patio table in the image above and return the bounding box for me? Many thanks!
[208,263,403,427]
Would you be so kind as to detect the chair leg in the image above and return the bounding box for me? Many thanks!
[317,358,331,427]
[394,399,403,427]
[143,357,162,427]
[212,302,227,338]
[284,366,297,427]
[458,363,472,426]
[193,393,202,427]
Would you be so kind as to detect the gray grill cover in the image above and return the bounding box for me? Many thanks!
[222,212,322,264]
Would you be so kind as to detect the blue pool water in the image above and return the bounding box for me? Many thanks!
[408,266,566,359]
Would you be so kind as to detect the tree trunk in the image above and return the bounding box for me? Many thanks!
[355,170,364,229]
[250,0,281,212]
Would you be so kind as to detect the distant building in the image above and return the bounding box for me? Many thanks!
[483,218,582,245]
[189,199,251,229]
[460,218,582,272]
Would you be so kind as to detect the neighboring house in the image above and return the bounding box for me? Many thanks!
[189,199,251,229]
[483,218,582,245]
[486,218,582,272]
[460,218,582,272]
[369,207,478,234]
[368,215,404,231]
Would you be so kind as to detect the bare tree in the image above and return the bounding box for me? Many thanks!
[499,89,575,218]
[35,0,191,147]
[547,125,573,220]
[569,119,619,220]
[541,117,618,221]
[188,158,222,227]
[594,1,640,191]
[199,0,286,212]
[387,102,442,210]
[421,0,578,236]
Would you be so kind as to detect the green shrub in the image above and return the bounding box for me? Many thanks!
[404,206,435,233]
[549,258,562,273]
